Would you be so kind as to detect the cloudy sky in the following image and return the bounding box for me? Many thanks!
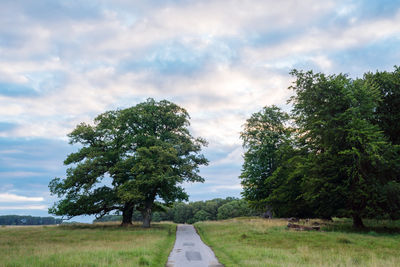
[1,0,399,222]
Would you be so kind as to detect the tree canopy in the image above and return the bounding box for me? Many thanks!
[49,98,208,227]
[240,106,291,210]
[240,68,400,228]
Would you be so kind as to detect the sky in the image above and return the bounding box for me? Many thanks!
[1,0,400,222]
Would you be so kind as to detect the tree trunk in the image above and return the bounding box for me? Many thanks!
[352,214,365,229]
[121,205,133,226]
[142,207,152,228]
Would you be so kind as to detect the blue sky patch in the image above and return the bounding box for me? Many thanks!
[120,38,237,75]
[0,82,38,97]
[0,122,17,132]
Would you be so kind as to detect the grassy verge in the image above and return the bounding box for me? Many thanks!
[0,222,176,267]
[195,218,400,267]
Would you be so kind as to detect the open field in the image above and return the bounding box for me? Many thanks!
[195,218,400,267]
[0,222,176,267]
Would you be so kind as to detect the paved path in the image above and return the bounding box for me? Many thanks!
[166,224,223,267]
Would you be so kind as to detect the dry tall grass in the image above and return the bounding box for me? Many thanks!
[196,217,400,267]
[0,222,176,267]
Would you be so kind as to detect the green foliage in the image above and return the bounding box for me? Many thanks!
[240,68,400,227]
[264,153,312,218]
[193,210,212,222]
[49,99,208,227]
[93,215,123,223]
[239,105,306,216]
[172,202,193,223]
[290,70,397,226]
[96,197,259,224]
[0,215,62,225]
[170,197,259,224]
[240,106,291,211]
[366,66,400,145]
[217,199,257,220]
[151,212,163,222]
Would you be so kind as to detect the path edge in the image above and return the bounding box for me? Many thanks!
[193,223,225,267]
[165,224,178,267]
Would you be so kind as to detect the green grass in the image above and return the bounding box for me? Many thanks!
[195,218,400,267]
[0,222,176,267]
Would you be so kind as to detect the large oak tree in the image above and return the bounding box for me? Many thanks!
[49,99,208,227]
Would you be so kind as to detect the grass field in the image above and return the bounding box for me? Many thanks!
[0,222,176,267]
[195,218,400,267]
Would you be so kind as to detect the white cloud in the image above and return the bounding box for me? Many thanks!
[0,205,47,210]
[212,146,243,166]
[0,171,43,178]
[242,9,400,71]
[1,0,391,144]
[209,184,242,192]
[0,193,44,203]
[1,1,398,145]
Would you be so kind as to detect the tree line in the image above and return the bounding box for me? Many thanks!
[93,197,259,224]
[49,68,399,229]
[0,215,62,225]
[240,67,400,228]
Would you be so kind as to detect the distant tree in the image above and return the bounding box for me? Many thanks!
[0,215,61,225]
[217,199,256,220]
[151,212,162,222]
[239,106,291,210]
[93,215,123,223]
[167,197,252,223]
[203,200,220,220]
[49,99,208,227]
[132,211,143,221]
[172,202,193,223]
[193,210,212,222]
[190,201,206,216]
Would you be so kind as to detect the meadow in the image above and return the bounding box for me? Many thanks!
[0,222,175,267]
[2,218,400,267]
[196,218,400,267]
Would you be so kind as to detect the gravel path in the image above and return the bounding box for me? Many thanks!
[166,224,223,267]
